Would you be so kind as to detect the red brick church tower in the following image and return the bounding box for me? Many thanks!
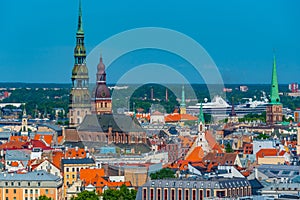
[92,55,112,114]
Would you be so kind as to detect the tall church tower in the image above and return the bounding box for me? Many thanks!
[92,55,112,114]
[21,107,28,136]
[180,85,186,115]
[228,97,239,124]
[69,0,91,127]
[198,103,205,133]
[266,54,282,125]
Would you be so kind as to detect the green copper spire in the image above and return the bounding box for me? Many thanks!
[270,53,281,104]
[77,0,84,34]
[180,85,186,107]
[198,102,205,124]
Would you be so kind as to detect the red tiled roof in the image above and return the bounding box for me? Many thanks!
[23,140,51,150]
[34,134,53,146]
[256,148,278,160]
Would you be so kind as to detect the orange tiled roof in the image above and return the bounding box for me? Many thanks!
[0,141,26,150]
[52,151,64,169]
[212,143,223,153]
[10,136,28,142]
[34,134,53,146]
[65,148,86,158]
[80,168,105,183]
[165,113,197,122]
[256,148,278,160]
[185,146,204,162]
[57,136,64,145]
[11,161,19,167]
[80,168,131,194]
[205,131,217,149]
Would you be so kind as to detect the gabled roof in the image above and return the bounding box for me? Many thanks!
[80,168,105,183]
[34,134,53,146]
[202,152,238,166]
[185,146,204,162]
[78,114,144,133]
[23,140,51,150]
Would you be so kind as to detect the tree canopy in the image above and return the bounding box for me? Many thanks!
[38,196,52,200]
[150,168,175,180]
[71,190,99,200]
[102,185,137,200]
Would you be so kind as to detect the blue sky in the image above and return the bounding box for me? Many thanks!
[1,0,299,84]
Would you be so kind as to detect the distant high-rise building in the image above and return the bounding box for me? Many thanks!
[289,83,299,93]
[228,97,239,124]
[180,85,186,114]
[165,88,168,102]
[92,55,112,114]
[69,0,91,127]
[266,54,282,125]
[150,87,154,100]
[239,85,248,92]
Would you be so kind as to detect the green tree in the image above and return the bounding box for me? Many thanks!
[256,133,269,140]
[71,190,99,200]
[150,168,175,180]
[38,196,52,200]
[102,185,137,200]
[225,143,234,153]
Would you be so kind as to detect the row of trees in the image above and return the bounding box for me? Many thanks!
[38,185,137,200]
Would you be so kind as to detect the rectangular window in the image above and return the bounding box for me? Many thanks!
[206,189,210,197]
[171,189,175,200]
[6,189,8,193]
[164,189,168,200]
[199,190,203,200]
[157,188,161,200]
[178,189,182,200]
[150,188,154,200]
[30,189,33,194]
[46,189,48,194]
[14,189,16,194]
[25,189,28,194]
[143,188,147,200]
[185,189,189,200]
[192,189,196,200]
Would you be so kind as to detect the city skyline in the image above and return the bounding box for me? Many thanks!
[1,0,299,84]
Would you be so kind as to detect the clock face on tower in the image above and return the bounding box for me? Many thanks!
[101,91,106,97]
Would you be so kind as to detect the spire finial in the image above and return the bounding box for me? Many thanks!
[270,49,280,104]
[77,0,84,34]
[198,102,205,124]
[180,85,186,107]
